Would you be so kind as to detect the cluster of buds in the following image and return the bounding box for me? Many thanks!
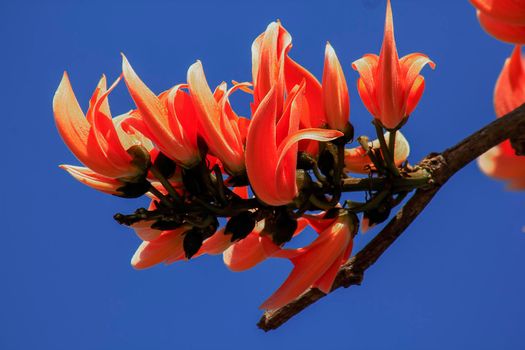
[470,1,525,189]
[54,0,434,310]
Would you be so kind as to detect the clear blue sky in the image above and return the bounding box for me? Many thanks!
[2,0,524,349]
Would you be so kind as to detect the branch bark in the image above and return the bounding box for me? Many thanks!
[257,103,525,331]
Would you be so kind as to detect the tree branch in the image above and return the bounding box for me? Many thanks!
[257,103,525,331]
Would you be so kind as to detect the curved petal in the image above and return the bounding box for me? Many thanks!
[405,75,426,116]
[356,77,379,117]
[59,164,123,195]
[478,10,525,44]
[284,56,325,127]
[494,46,525,117]
[131,226,190,269]
[314,238,353,293]
[470,0,525,25]
[122,55,199,166]
[352,54,379,111]
[400,53,436,97]
[195,228,233,257]
[54,74,102,170]
[187,61,244,174]
[87,76,135,176]
[254,22,280,104]
[322,43,350,131]
[223,221,275,272]
[245,86,279,204]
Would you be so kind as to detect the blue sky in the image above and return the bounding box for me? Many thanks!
[2,0,525,349]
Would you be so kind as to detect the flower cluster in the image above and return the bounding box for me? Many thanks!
[54,0,433,310]
[470,1,525,189]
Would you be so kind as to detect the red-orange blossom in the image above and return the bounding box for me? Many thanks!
[54,0,432,311]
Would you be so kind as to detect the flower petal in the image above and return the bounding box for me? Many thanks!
[494,46,525,117]
[245,86,279,205]
[284,56,325,127]
[122,55,199,166]
[477,10,525,44]
[131,226,190,269]
[53,74,97,168]
[322,43,350,131]
[470,0,525,25]
[187,61,244,174]
[223,221,276,272]
[59,164,123,194]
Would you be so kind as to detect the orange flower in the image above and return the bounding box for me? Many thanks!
[322,42,350,132]
[122,55,201,168]
[470,0,525,44]
[260,212,357,310]
[344,131,410,174]
[54,73,152,194]
[352,0,435,130]
[251,21,351,157]
[245,79,343,206]
[187,61,246,174]
[479,46,525,188]
[252,21,326,130]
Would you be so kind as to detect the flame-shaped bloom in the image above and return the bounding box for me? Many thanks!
[122,55,201,168]
[245,81,343,206]
[251,21,350,157]
[344,131,410,174]
[322,43,350,131]
[54,74,153,196]
[260,212,357,310]
[252,21,328,128]
[59,113,154,196]
[187,61,246,174]
[55,74,137,178]
[352,0,435,130]
[470,0,525,44]
[479,46,525,188]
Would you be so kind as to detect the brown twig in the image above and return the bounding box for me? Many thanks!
[257,103,525,331]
